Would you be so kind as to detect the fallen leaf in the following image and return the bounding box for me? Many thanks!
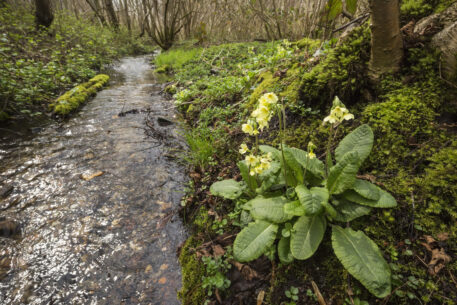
[256,290,265,305]
[145,265,153,273]
[312,281,327,305]
[437,232,449,241]
[212,244,225,257]
[429,248,451,275]
[232,261,259,281]
[80,171,104,181]
[160,264,168,271]
[158,277,167,284]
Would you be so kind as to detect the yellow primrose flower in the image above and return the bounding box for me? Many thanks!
[242,123,257,135]
[308,151,316,159]
[245,154,259,166]
[254,165,264,174]
[239,143,249,154]
[261,162,271,170]
[264,92,278,104]
[323,104,354,125]
[257,118,269,131]
[249,169,256,176]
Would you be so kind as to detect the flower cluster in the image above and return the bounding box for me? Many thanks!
[308,141,316,159]
[239,144,273,176]
[323,96,354,126]
[242,92,278,135]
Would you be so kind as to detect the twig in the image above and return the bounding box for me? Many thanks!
[332,13,370,33]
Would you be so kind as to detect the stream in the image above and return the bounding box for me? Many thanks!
[0,56,187,304]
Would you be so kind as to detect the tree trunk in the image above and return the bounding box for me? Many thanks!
[368,0,403,81]
[104,0,119,30]
[123,0,131,33]
[34,0,54,29]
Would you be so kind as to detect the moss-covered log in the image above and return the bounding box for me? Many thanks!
[50,74,109,115]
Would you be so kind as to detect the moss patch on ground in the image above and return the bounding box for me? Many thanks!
[50,74,109,115]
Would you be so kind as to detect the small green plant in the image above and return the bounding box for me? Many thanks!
[284,286,299,305]
[210,95,397,298]
[201,251,232,297]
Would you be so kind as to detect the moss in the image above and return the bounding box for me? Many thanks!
[299,25,371,110]
[193,206,212,232]
[293,37,321,53]
[0,111,9,121]
[164,83,177,95]
[400,0,434,21]
[155,64,171,74]
[178,235,206,305]
[51,74,109,115]
[248,71,277,107]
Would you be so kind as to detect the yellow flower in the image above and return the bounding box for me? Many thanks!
[249,169,256,176]
[264,92,278,104]
[323,104,354,125]
[308,151,316,159]
[242,123,257,135]
[245,154,259,167]
[239,143,249,154]
[254,165,264,174]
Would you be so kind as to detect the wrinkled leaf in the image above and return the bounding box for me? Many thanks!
[284,200,305,216]
[327,151,359,195]
[335,124,373,166]
[332,199,372,222]
[238,160,257,191]
[291,215,326,260]
[296,185,328,215]
[250,196,292,223]
[343,187,397,208]
[353,179,380,201]
[278,236,294,264]
[332,226,391,298]
[210,179,243,199]
[234,221,278,262]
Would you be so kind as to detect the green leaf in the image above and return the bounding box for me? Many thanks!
[335,124,373,166]
[332,199,372,222]
[284,146,325,182]
[234,221,278,262]
[284,148,304,183]
[238,160,257,191]
[210,179,243,199]
[278,236,294,264]
[284,200,305,216]
[346,0,358,15]
[259,145,281,160]
[343,188,397,208]
[332,226,392,298]
[353,179,380,201]
[250,196,293,223]
[290,215,326,260]
[296,185,328,215]
[327,151,360,195]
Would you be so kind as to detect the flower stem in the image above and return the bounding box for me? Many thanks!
[278,104,288,188]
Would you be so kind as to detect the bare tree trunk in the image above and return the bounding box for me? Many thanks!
[104,0,119,30]
[368,0,403,81]
[34,0,54,29]
[85,0,108,25]
[123,0,132,33]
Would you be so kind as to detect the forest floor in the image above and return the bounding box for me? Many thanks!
[154,21,457,305]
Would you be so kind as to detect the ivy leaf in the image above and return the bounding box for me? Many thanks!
[234,221,278,262]
[210,179,243,200]
[278,236,294,264]
[296,185,328,215]
[332,226,392,298]
[327,151,360,195]
[290,215,326,260]
[249,196,293,223]
[335,124,373,166]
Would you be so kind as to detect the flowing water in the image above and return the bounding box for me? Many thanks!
[0,56,187,304]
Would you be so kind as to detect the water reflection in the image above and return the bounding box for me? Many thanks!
[0,56,186,305]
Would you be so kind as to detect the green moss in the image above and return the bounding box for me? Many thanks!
[0,111,9,121]
[248,71,277,107]
[293,38,321,52]
[299,25,371,110]
[178,235,206,305]
[401,0,434,21]
[51,74,109,115]
[155,64,171,74]
[193,206,212,232]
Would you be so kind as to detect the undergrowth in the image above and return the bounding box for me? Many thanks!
[164,20,457,305]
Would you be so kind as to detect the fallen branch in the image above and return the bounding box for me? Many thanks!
[332,13,370,33]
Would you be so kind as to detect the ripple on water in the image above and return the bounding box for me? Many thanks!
[0,56,187,305]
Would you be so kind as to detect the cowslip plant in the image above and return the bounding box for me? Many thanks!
[210,95,398,298]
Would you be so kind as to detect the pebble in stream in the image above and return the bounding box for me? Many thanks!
[0,56,187,305]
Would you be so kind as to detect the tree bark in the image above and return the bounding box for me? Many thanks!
[123,0,131,33]
[104,0,119,30]
[34,0,54,29]
[368,0,403,81]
